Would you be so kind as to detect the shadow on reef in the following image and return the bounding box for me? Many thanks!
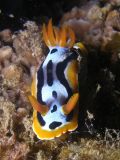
[77,47,120,137]
[0,0,85,30]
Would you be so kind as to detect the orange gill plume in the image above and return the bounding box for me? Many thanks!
[42,19,75,48]
[28,95,49,116]
[62,93,79,115]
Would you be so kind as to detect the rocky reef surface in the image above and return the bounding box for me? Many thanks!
[0,0,120,159]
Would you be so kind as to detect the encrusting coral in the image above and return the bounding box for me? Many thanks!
[102,10,120,58]
[61,0,120,58]
[0,46,13,62]
[0,29,12,44]
[0,134,30,160]
[0,97,30,160]
[0,97,15,134]
[0,21,44,159]
[2,64,22,88]
[61,1,105,47]
[13,21,45,67]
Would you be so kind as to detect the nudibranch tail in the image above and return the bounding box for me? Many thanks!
[32,106,79,140]
[42,19,75,48]
[28,95,49,115]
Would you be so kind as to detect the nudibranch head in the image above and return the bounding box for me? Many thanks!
[29,19,80,140]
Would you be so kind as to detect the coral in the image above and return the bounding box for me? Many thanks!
[0,29,12,43]
[61,1,105,47]
[15,114,35,144]
[0,92,34,145]
[13,21,45,67]
[0,135,30,160]
[0,46,13,62]
[58,137,120,160]
[36,150,48,160]
[0,21,44,159]
[0,97,32,159]
[105,10,120,29]
[109,0,120,6]
[60,1,120,52]
[2,64,22,88]
[102,10,120,57]
[0,20,44,108]
[61,1,120,62]
[0,97,15,135]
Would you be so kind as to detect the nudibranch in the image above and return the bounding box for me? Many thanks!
[28,19,86,140]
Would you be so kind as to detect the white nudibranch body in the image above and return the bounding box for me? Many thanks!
[28,19,85,140]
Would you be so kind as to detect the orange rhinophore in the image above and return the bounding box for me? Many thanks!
[43,19,75,48]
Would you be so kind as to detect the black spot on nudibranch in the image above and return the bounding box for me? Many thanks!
[37,112,46,126]
[50,48,58,54]
[47,60,53,86]
[51,105,57,113]
[49,121,62,129]
[37,63,46,105]
[52,91,57,98]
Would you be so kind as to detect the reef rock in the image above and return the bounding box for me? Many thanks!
[0,46,13,62]
[2,64,22,88]
[0,29,12,43]
[0,97,15,135]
